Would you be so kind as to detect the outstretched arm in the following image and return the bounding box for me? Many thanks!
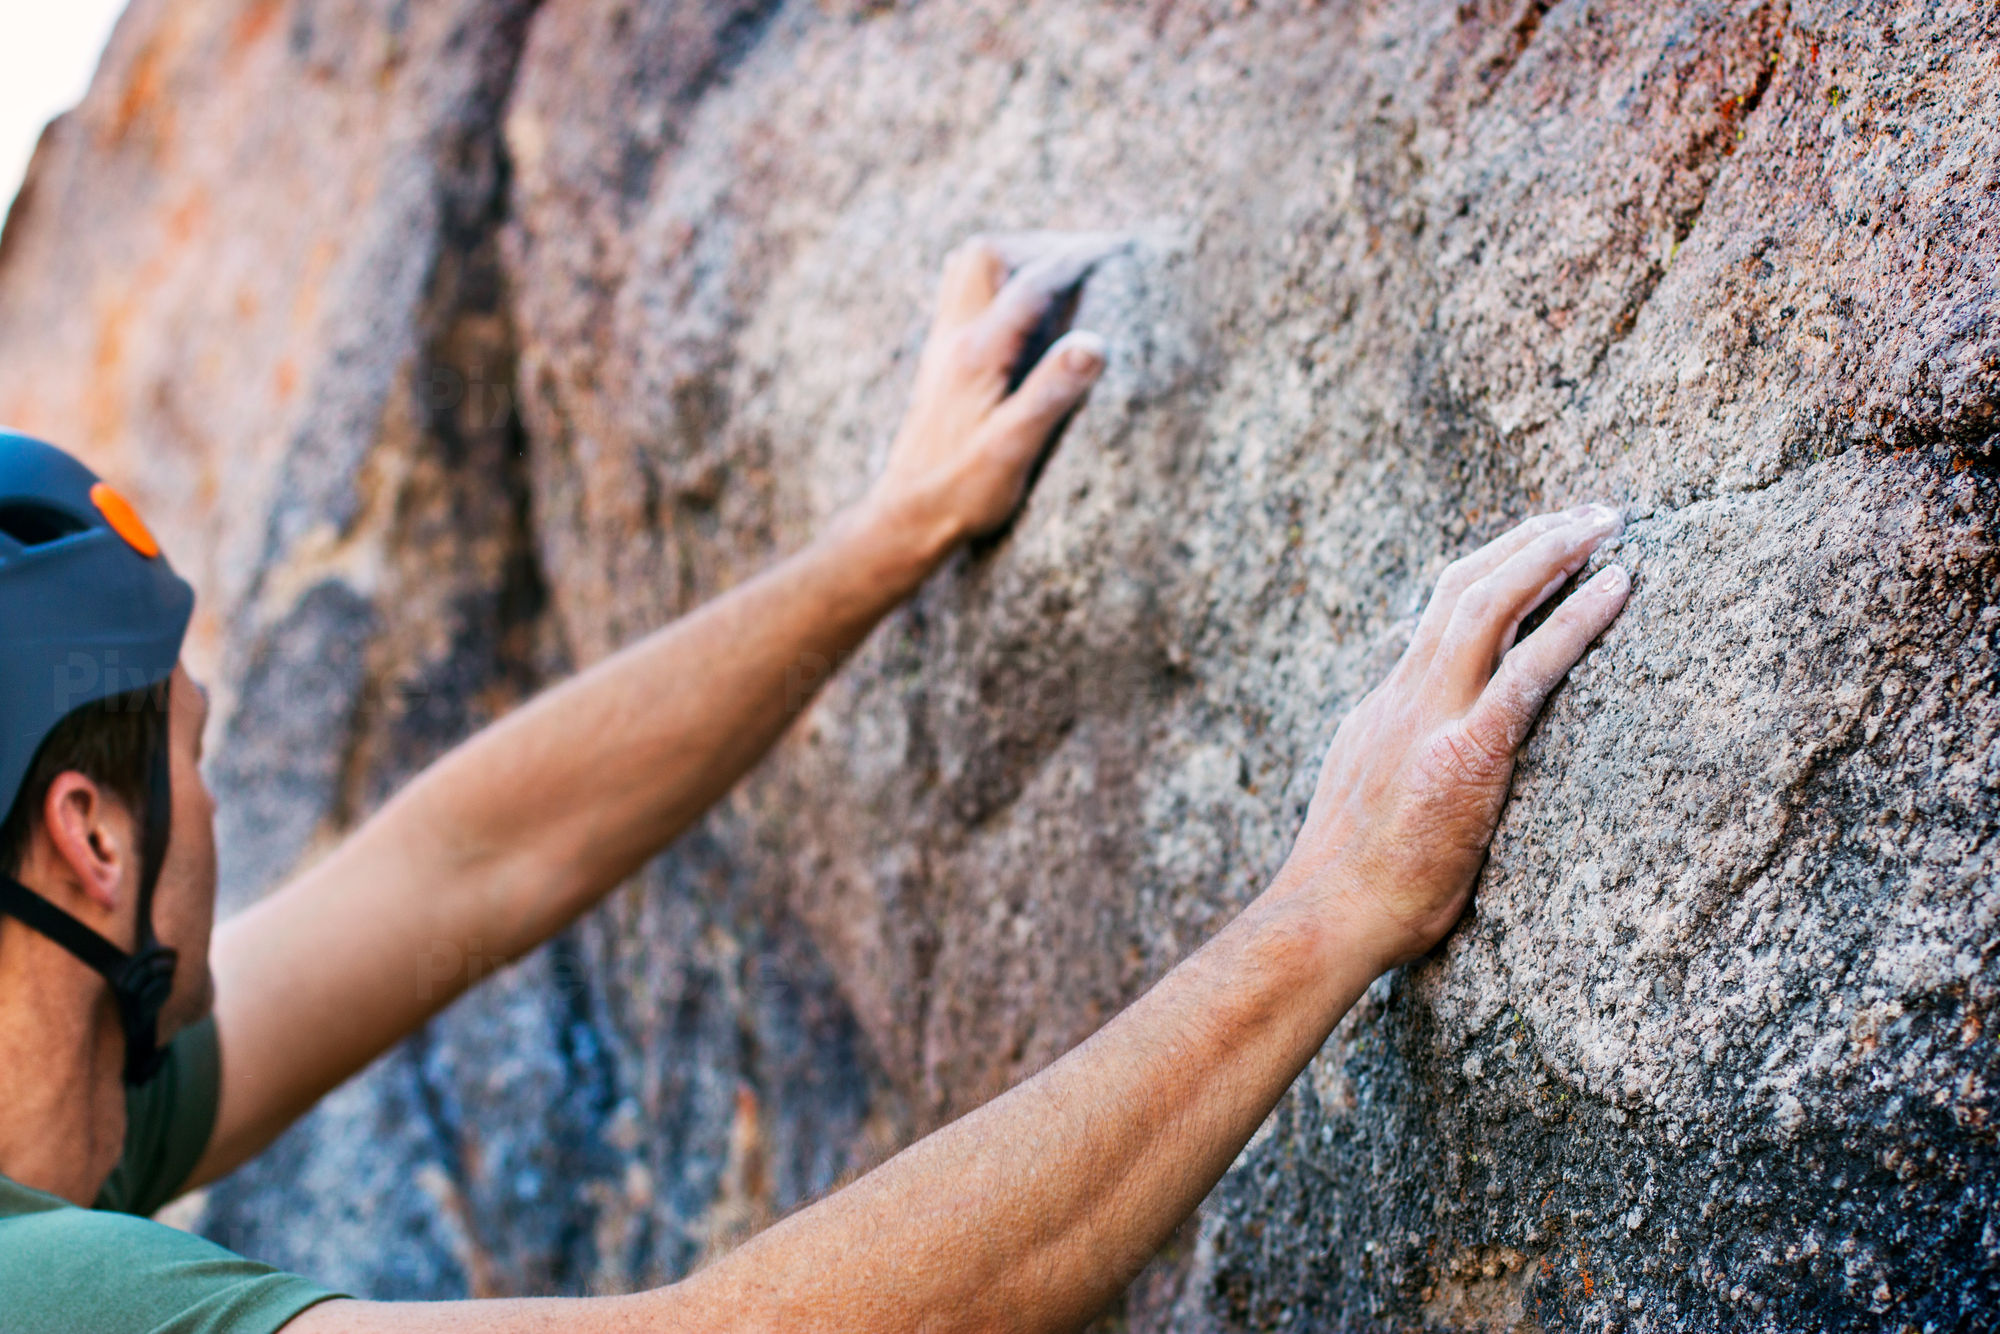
[286,503,1630,1332]
[195,235,1118,1186]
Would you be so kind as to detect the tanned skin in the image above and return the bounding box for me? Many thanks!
[0,233,1629,1332]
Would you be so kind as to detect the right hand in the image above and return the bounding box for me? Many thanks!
[1271,507,1631,971]
[863,233,1124,551]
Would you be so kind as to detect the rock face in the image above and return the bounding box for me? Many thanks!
[1,0,1995,1327]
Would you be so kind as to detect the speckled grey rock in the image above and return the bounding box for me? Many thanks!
[0,0,1994,1328]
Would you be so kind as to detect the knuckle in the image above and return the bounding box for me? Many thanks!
[1495,673,1543,726]
[982,415,1039,460]
[1454,575,1502,622]
[1418,725,1510,788]
[1533,525,1581,560]
[1431,558,1476,602]
[975,418,1023,458]
[946,328,992,376]
[1530,510,1572,535]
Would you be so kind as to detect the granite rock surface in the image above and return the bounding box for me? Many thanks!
[0,0,1994,1328]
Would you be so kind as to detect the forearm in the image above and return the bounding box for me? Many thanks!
[663,886,1380,1332]
[285,885,1379,1334]
[205,498,949,1182]
[386,492,950,961]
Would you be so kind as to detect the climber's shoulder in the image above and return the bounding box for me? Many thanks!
[0,1176,340,1334]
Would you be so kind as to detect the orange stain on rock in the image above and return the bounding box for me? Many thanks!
[165,190,209,248]
[291,239,338,333]
[87,295,135,451]
[106,44,166,148]
[230,0,285,57]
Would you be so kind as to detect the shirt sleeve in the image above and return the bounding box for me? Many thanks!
[96,1014,224,1218]
[0,1203,339,1334]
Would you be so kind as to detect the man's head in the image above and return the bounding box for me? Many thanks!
[0,668,218,1038]
[0,429,205,1079]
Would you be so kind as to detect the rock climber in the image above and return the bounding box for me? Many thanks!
[0,233,1630,1332]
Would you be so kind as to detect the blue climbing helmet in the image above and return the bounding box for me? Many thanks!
[0,429,194,1084]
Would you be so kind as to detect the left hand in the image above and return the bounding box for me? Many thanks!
[1270,507,1632,972]
[866,233,1121,547]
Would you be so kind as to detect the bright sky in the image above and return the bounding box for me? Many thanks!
[0,1,129,214]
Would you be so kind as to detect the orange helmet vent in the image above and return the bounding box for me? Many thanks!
[90,482,161,559]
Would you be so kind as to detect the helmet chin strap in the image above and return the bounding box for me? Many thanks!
[0,737,178,1086]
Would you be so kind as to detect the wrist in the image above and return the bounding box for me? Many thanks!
[843,481,963,594]
[1254,860,1408,984]
[1198,886,1384,1056]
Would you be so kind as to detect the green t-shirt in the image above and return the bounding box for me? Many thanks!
[0,1017,342,1332]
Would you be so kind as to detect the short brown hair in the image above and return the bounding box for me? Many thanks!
[0,685,168,878]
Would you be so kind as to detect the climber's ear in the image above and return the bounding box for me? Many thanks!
[36,771,137,919]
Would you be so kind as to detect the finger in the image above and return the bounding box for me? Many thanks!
[934,237,1008,331]
[1465,564,1631,755]
[1432,507,1624,701]
[982,230,1132,272]
[1497,565,1573,657]
[1403,505,1611,676]
[962,236,1131,371]
[977,329,1107,467]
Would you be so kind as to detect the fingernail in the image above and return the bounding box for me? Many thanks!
[1064,333,1106,375]
[1595,564,1630,594]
